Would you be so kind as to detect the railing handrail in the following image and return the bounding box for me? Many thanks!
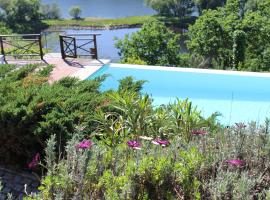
[64,34,101,37]
[0,34,41,37]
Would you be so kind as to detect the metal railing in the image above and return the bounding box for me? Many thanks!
[59,34,101,59]
[0,34,43,62]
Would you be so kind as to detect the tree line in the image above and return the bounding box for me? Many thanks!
[0,0,82,33]
[117,0,270,71]
[145,0,265,19]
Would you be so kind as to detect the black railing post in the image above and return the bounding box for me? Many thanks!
[93,34,98,59]
[38,34,44,60]
[73,37,77,58]
[0,36,5,60]
[59,35,65,59]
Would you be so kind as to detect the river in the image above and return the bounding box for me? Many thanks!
[41,0,155,18]
[43,28,140,62]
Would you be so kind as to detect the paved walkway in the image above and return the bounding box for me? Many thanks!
[0,167,40,200]
[2,53,110,82]
[43,53,109,82]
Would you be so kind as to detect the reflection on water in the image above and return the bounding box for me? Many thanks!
[41,0,155,18]
[43,28,140,61]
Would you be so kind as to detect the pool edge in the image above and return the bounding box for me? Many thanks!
[70,59,111,80]
[109,63,270,78]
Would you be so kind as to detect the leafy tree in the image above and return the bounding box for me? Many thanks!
[193,0,226,15]
[0,22,12,34]
[145,0,194,19]
[69,6,82,19]
[187,0,270,71]
[244,0,270,16]
[232,30,246,68]
[41,3,61,19]
[187,9,230,68]
[115,20,181,66]
[0,0,45,33]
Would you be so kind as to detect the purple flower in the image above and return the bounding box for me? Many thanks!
[192,130,207,136]
[226,159,245,166]
[76,140,93,149]
[127,140,141,150]
[152,139,170,147]
[28,153,40,170]
[235,123,247,129]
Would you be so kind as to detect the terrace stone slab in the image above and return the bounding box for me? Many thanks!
[43,53,110,82]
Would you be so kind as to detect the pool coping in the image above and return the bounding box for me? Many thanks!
[71,62,270,80]
[109,63,270,78]
[71,59,111,80]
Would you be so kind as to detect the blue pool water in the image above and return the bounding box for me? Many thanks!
[89,64,270,124]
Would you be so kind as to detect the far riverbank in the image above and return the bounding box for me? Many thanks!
[42,16,154,30]
[42,15,196,31]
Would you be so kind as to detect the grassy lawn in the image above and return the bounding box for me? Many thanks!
[42,15,156,27]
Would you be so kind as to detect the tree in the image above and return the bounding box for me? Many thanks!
[244,0,270,16]
[187,0,270,71]
[0,22,12,34]
[187,9,230,68]
[69,6,82,19]
[0,0,44,33]
[193,0,226,15]
[41,3,61,19]
[145,0,194,20]
[115,20,181,66]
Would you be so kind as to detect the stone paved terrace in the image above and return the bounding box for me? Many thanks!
[2,53,110,82]
[0,167,40,200]
[43,53,110,82]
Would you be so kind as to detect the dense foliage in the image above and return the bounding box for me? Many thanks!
[0,0,61,33]
[187,0,270,70]
[40,3,61,20]
[0,64,105,166]
[117,0,270,71]
[145,0,194,20]
[145,0,227,19]
[115,20,182,66]
[1,64,270,199]
[19,75,270,199]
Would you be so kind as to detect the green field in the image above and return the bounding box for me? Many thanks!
[42,16,156,28]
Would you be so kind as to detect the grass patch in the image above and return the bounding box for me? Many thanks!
[42,15,156,27]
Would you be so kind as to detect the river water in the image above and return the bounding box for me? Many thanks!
[43,28,140,61]
[41,0,155,18]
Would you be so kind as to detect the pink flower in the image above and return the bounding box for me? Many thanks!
[192,130,207,136]
[28,153,40,170]
[76,140,93,149]
[152,139,170,147]
[235,123,246,129]
[226,159,245,166]
[127,140,141,150]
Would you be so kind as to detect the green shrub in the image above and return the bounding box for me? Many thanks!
[32,135,203,199]
[0,64,105,166]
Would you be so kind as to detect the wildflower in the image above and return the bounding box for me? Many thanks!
[152,139,170,147]
[76,140,93,149]
[192,130,207,136]
[235,123,246,129]
[28,153,40,170]
[226,159,245,166]
[127,140,141,150]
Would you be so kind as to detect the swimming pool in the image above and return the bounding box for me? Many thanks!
[88,64,270,124]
